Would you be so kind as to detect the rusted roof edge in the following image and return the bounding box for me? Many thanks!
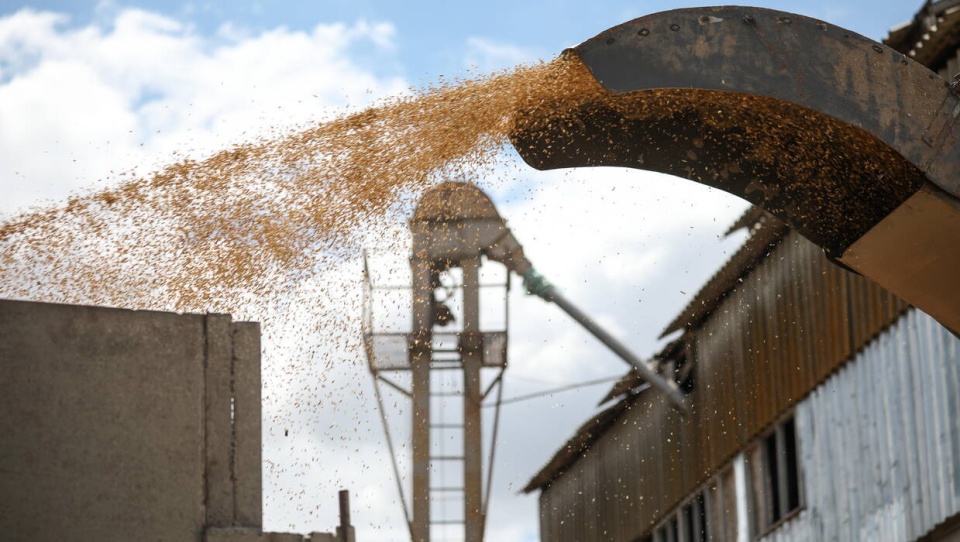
[659,210,788,339]
[884,0,960,66]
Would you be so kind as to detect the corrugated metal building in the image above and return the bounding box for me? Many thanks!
[523,4,960,540]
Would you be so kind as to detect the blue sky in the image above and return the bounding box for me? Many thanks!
[0,1,931,541]
[4,1,918,80]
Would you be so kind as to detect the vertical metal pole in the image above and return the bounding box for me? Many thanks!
[338,490,351,529]
[461,257,483,542]
[411,257,433,542]
[337,490,355,542]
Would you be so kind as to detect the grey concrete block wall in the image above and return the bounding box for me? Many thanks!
[204,527,345,541]
[0,299,264,541]
[234,322,264,527]
[205,527,309,542]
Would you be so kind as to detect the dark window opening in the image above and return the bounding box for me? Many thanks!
[673,352,695,395]
[784,417,801,511]
[695,492,708,542]
[683,503,694,542]
[765,431,782,520]
[653,490,709,542]
[751,414,803,533]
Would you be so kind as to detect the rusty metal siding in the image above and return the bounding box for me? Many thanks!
[581,445,599,539]
[640,394,670,532]
[538,230,911,542]
[598,412,641,540]
[761,308,960,542]
[696,306,744,472]
[694,231,908,477]
[543,464,581,542]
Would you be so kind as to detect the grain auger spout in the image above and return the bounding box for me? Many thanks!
[479,210,688,412]
[510,6,960,334]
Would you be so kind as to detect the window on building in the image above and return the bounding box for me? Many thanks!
[749,415,803,532]
[673,351,695,395]
[705,464,738,542]
[652,491,708,542]
[683,492,707,542]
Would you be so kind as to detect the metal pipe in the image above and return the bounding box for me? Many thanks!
[482,219,688,410]
[523,268,689,412]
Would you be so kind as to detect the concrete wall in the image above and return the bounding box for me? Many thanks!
[0,299,263,541]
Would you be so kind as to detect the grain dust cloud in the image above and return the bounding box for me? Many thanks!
[0,56,605,323]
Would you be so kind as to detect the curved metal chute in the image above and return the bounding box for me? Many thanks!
[510,6,960,332]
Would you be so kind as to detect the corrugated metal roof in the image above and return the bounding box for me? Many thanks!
[596,369,644,407]
[723,204,771,237]
[597,207,779,408]
[884,0,960,69]
[523,221,909,497]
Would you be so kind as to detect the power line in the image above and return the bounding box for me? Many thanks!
[486,374,624,407]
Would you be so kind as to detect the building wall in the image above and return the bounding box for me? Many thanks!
[0,299,263,542]
[537,231,909,542]
[764,308,960,542]
[693,230,907,474]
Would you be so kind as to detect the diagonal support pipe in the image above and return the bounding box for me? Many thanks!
[480,217,689,411]
[521,268,689,412]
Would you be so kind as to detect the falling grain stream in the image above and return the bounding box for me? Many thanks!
[0,57,607,320]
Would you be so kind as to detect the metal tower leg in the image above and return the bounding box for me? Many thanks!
[411,257,433,542]
[461,257,484,542]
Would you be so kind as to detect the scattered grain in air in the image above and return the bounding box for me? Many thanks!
[0,56,608,364]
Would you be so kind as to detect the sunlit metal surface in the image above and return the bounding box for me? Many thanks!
[768,308,960,541]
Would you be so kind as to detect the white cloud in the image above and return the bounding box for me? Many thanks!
[0,7,407,217]
[495,167,748,336]
[463,36,538,71]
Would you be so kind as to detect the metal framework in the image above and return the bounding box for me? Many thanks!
[363,182,689,541]
[363,183,512,542]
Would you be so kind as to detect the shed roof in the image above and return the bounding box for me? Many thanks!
[884,0,960,72]
[596,337,683,406]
